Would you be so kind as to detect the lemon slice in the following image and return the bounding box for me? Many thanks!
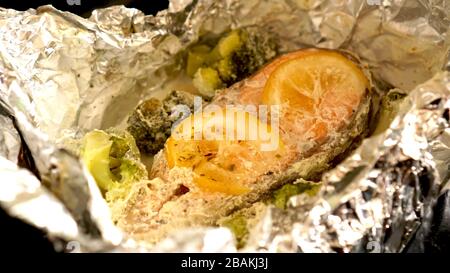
[193,161,250,195]
[165,108,285,195]
[261,50,369,142]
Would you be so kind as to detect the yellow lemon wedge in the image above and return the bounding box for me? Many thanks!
[261,49,369,143]
[165,108,285,195]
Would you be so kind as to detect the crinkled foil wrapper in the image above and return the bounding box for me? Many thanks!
[0,0,449,253]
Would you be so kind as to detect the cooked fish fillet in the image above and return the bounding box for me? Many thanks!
[116,48,372,243]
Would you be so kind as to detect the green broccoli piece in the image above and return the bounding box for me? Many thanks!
[192,67,223,97]
[186,45,212,77]
[220,180,321,248]
[221,215,248,248]
[229,28,278,84]
[214,30,242,58]
[187,28,279,97]
[80,129,147,202]
[216,58,235,83]
[127,90,198,155]
[373,89,407,135]
[126,98,170,155]
[271,179,322,209]
[219,202,267,248]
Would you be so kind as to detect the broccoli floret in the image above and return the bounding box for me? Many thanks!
[80,129,147,201]
[126,98,170,155]
[271,179,322,209]
[220,179,321,248]
[216,58,235,83]
[186,45,212,77]
[187,28,279,97]
[230,28,278,84]
[215,30,242,58]
[192,67,223,97]
[220,202,267,248]
[373,89,407,135]
[221,215,248,248]
[127,90,199,155]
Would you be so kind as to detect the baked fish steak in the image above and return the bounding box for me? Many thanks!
[113,48,373,243]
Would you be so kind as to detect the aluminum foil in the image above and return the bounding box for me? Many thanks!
[246,71,450,253]
[0,0,449,252]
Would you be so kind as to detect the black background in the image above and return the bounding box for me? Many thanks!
[0,0,449,254]
[0,0,169,253]
[0,0,169,17]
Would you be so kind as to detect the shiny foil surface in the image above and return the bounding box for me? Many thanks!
[0,0,449,252]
